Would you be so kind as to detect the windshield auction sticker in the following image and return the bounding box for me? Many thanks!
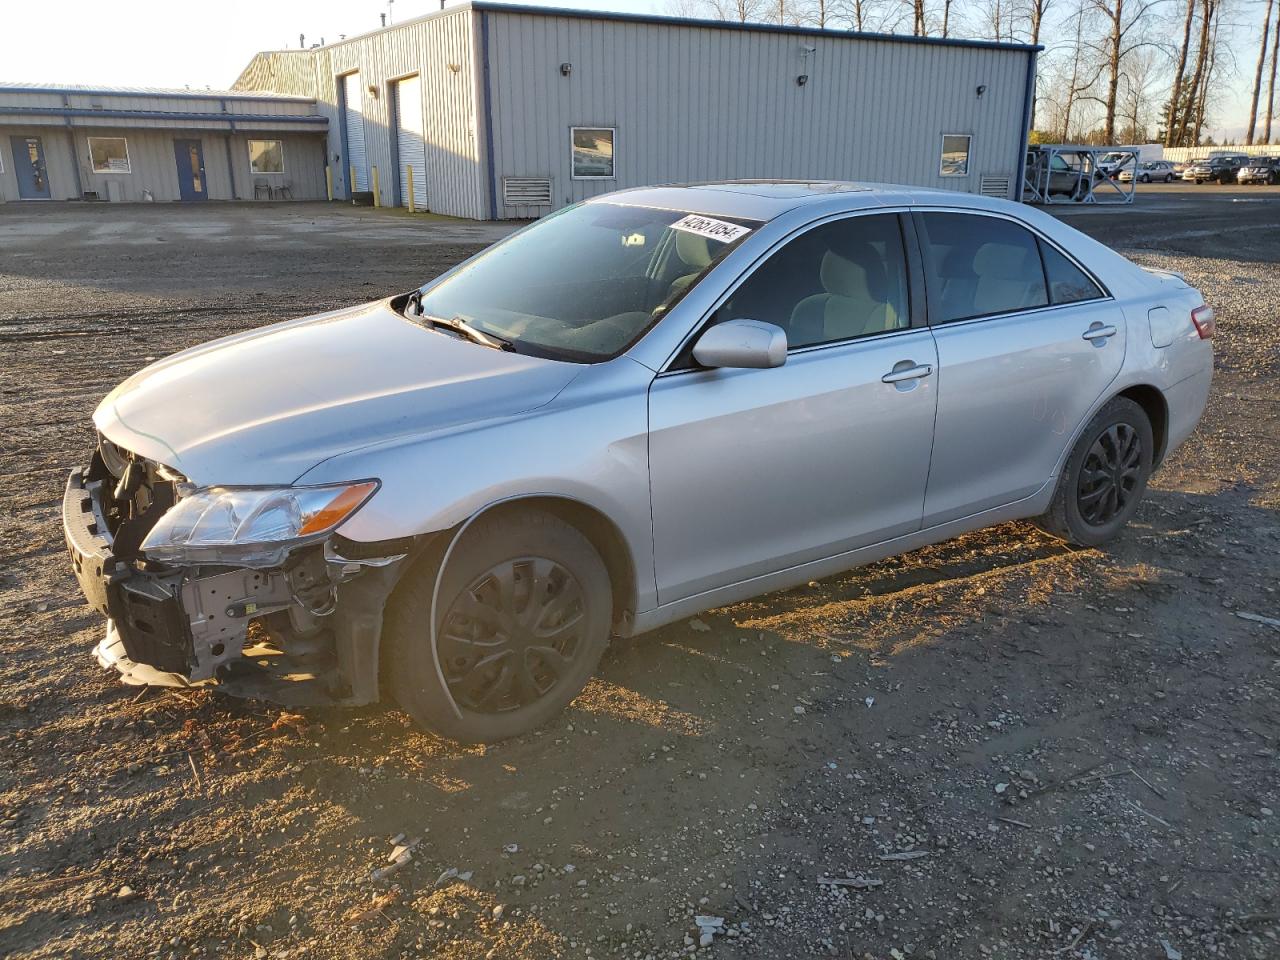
[671,214,752,244]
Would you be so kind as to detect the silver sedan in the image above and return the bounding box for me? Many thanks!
[66,182,1214,742]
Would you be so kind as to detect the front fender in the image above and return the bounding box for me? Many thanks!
[297,357,659,613]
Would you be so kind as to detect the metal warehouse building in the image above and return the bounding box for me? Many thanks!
[0,84,330,203]
[234,2,1038,219]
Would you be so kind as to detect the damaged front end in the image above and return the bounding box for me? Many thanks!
[63,437,415,706]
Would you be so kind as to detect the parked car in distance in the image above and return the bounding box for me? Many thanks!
[65,181,1216,743]
[1182,155,1247,183]
[1119,160,1177,183]
[1236,157,1280,184]
[1097,151,1138,178]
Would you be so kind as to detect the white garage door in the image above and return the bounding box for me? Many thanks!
[342,72,368,192]
[393,75,429,209]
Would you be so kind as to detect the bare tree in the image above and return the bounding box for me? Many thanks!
[1246,0,1275,143]
[1267,8,1280,140]
[832,0,907,29]
[1173,0,1218,145]
[1117,47,1161,141]
[1164,0,1196,145]
[1089,0,1166,143]
[1042,0,1106,140]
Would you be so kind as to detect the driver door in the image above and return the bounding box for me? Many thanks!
[647,213,939,605]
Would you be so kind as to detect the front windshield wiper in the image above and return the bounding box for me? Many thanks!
[404,293,513,351]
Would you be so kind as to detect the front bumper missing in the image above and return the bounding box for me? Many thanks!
[64,464,409,707]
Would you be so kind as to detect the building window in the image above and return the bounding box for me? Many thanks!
[88,137,130,173]
[249,139,285,174]
[571,127,615,179]
[940,134,971,177]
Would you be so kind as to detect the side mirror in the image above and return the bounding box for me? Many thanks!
[692,319,787,370]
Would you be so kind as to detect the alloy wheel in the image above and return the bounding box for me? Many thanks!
[438,557,587,713]
[1077,424,1142,526]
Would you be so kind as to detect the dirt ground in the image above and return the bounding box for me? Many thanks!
[1,194,1277,960]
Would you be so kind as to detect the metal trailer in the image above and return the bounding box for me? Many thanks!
[234,1,1041,220]
[1022,144,1137,205]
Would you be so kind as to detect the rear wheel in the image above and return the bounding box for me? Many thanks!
[1035,397,1153,547]
[385,509,613,743]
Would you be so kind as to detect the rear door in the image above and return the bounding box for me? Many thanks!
[916,210,1125,526]
[647,212,938,604]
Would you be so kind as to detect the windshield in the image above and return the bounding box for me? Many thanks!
[416,202,760,362]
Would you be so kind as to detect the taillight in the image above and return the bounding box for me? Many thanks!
[1191,305,1215,340]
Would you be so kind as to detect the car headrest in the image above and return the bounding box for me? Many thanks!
[674,231,712,269]
[820,243,887,300]
[937,245,978,279]
[973,242,1036,282]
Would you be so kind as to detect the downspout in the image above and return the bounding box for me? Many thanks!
[479,11,499,220]
[1013,48,1038,202]
[63,93,84,198]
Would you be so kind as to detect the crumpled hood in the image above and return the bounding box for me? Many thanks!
[94,299,581,485]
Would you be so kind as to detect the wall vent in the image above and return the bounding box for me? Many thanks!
[503,177,552,206]
[979,175,1012,199]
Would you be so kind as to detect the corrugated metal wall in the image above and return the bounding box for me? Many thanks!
[0,126,327,202]
[484,11,1031,218]
[0,127,78,202]
[234,10,488,219]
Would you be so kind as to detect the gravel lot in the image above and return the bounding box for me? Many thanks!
[1,193,1278,960]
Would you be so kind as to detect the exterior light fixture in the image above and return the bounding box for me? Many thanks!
[796,74,809,86]
[976,84,987,98]
[560,62,572,77]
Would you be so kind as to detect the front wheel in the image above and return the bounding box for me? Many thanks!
[1165,174,1174,183]
[1139,174,1149,183]
[1035,397,1154,548]
[385,509,613,743]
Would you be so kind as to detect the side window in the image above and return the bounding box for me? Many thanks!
[919,212,1048,323]
[712,214,910,350]
[1039,239,1104,305]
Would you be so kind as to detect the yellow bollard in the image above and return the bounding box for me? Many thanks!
[406,166,415,213]
[324,165,333,202]
[372,166,380,207]
[349,164,356,199]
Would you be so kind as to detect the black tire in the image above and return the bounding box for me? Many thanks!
[385,509,612,743]
[1139,174,1149,183]
[1034,397,1154,548]
[1165,174,1174,183]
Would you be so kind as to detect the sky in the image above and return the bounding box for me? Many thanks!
[0,0,1253,137]
[0,0,659,90]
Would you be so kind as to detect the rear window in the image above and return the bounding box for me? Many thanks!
[1039,240,1104,305]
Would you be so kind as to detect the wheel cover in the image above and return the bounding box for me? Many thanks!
[438,557,587,714]
[1077,423,1142,526]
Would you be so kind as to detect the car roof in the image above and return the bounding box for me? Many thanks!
[590,180,1000,222]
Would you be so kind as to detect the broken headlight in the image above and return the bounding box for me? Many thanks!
[139,481,378,568]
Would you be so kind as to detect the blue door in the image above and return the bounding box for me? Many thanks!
[173,139,208,201]
[11,136,52,199]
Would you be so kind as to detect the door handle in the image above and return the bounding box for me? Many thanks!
[1082,324,1118,342]
[881,362,934,384]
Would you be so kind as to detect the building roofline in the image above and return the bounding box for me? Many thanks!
[252,1,1041,56]
[0,82,315,103]
[470,2,1043,52]
[0,105,326,127]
